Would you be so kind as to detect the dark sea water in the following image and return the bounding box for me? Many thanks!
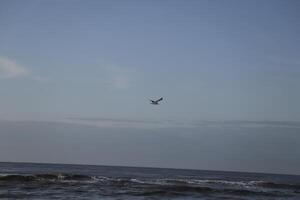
[0,162,300,199]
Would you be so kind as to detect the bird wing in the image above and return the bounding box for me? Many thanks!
[149,98,163,103]
[157,97,163,102]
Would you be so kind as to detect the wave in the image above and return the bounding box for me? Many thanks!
[154,178,300,191]
[126,185,289,198]
[258,181,300,190]
[128,186,214,197]
[163,179,260,187]
[0,173,93,182]
[1,173,299,188]
[0,173,298,197]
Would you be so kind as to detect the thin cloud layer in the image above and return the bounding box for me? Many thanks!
[0,57,29,79]
[0,56,48,82]
[66,117,300,129]
[103,64,134,90]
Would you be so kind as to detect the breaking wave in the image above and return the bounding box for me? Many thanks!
[0,173,93,182]
[0,173,299,197]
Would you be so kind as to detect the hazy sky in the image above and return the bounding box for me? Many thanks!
[0,0,300,174]
[1,120,300,175]
[0,0,299,121]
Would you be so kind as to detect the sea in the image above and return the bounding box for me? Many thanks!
[0,162,299,200]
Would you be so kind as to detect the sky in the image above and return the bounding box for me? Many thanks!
[0,0,300,174]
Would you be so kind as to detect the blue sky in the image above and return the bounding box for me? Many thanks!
[1,1,300,174]
[0,0,300,122]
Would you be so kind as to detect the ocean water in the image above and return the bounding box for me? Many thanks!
[0,162,299,199]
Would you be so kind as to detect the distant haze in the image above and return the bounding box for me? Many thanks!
[0,0,300,174]
[0,120,300,175]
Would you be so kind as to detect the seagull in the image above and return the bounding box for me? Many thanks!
[149,97,163,105]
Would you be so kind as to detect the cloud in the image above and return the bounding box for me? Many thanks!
[111,72,130,90]
[0,57,29,79]
[104,65,133,90]
[191,120,300,129]
[0,56,48,82]
[66,117,300,129]
[65,117,198,129]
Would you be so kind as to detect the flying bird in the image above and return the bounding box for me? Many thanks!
[149,97,163,105]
